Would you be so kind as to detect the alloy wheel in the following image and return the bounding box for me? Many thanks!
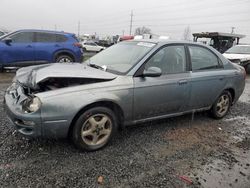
[216,94,230,117]
[81,114,112,146]
[58,57,72,63]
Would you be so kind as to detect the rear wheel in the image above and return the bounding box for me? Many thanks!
[246,64,250,74]
[71,107,118,151]
[56,55,74,63]
[210,91,232,119]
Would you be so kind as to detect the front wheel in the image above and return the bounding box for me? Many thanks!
[210,91,232,119]
[71,107,118,151]
[56,55,74,63]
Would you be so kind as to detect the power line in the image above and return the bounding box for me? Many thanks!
[134,0,249,15]
[134,11,250,23]
[132,18,250,28]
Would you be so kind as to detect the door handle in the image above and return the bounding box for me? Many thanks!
[178,80,188,85]
[26,45,32,48]
[55,44,61,47]
[234,71,239,75]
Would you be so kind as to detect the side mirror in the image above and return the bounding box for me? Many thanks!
[3,37,12,44]
[143,67,162,77]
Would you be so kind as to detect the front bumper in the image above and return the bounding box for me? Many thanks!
[4,83,71,139]
[4,84,42,137]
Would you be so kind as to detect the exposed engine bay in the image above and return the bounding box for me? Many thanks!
[22,77,110,94]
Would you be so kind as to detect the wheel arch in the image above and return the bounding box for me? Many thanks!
[53,50,76,62]
[224,88,235,103]
[68,100,125,137]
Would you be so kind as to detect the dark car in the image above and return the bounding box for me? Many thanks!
[193,32,245,53]
[4,40,246,151]
[0,29,83,71]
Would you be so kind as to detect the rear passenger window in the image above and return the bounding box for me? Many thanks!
[35,33,67,43]
[56,34,67,42]
[36,32,55,42]
[189,46,221,71]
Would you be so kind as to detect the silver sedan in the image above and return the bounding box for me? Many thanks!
[4,40,246,151]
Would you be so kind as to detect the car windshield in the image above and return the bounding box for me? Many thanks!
[0,33,8,40]
[225,45,250,54]
[0,31,16,40]
[86,41,156,74]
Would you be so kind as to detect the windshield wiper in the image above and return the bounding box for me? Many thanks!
[88,62,103,70]
[88,62,107,71]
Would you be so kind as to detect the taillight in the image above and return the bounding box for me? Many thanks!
[73,42,82,48]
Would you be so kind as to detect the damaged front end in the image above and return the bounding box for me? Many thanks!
[15,63,117,94]
[21,77,113,94]
[5,63,117,137]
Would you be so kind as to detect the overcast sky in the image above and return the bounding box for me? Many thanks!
[1,0,250,42]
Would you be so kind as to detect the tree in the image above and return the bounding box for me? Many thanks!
[183,26,191,41]
[134,26,151,35]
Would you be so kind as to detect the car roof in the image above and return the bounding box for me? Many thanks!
[130,39,206,46]
[14,29,75,36]
[193,32,245,38]
[235,44,250,47]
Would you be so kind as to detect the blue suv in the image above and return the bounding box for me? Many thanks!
[0,29,83,70]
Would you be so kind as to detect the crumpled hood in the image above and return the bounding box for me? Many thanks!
[223,53,250,61]
[16,63,117,89]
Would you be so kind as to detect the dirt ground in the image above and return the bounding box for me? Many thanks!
[0,72,250,188]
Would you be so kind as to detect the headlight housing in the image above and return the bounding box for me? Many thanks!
[23,97,41,113]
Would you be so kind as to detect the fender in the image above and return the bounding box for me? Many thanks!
[53,49,76,62]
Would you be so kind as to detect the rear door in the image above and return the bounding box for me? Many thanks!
[3,31,35,65]
[133,45,191,120]
[188,45,227,109]
[34,32,65,63]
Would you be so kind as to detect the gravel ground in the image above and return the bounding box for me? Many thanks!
[0,73,250,188]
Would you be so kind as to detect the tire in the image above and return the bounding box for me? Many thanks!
[82,47,87,52]
[71,107,118,151]
[56,55,74,63]
[0,64,3,73]
[210,90,232,119]
[246,64,250,74]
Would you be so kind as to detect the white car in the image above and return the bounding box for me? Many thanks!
[81,41,106,52]
[223,45,250,73]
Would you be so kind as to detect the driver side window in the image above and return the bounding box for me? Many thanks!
[145,45,187,74]
[10,32,34,43]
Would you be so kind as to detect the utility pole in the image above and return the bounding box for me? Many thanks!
[231,27,235,34]
[54,24,57,31]
[78,21,80,38]
[122,30,125,36]
[129,10,133,36]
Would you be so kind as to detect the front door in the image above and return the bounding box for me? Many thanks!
[4,31,35,65]
[133,45,191,121]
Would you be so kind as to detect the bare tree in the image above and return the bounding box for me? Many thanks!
[183,26,191,41]
[134,26,151,35]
